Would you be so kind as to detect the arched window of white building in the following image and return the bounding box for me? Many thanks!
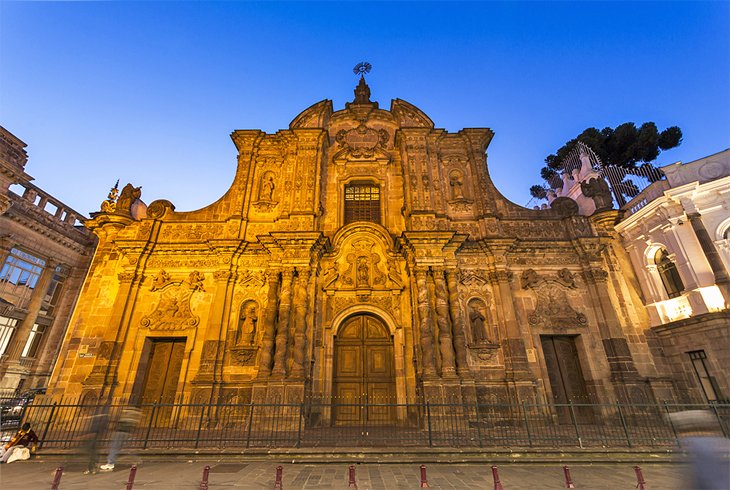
[654,249,684,299]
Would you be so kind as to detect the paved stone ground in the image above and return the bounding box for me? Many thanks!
[0,459,696,489]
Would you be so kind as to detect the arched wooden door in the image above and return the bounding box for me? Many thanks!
[333,314,395,425]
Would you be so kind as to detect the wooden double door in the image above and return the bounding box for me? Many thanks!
[137,338,185,405]
[540,335,593,423]
[333,314,395,425]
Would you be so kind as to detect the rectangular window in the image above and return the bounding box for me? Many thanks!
[0,316,18,356]
[21,323,46,359]
[0,248,46,310]
[344,183,381,225]
[688,350,722,402]
[40,266,65,316]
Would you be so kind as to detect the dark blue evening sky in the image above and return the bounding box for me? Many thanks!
[1,1,728,216]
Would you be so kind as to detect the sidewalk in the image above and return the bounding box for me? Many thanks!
[0,459,690,489]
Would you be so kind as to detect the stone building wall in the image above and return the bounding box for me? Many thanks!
[48,80,670,413]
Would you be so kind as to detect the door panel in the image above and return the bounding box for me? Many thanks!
[541,335,592,423]
[333,315,395,425]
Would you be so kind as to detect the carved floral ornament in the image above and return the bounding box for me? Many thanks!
[140,270,206,330]
[520,268,588,329]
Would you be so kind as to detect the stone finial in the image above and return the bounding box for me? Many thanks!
[100,180,119,213]
[353,76,372,104]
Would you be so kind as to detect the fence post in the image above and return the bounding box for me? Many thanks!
[50,465,64,490]
[710,403,728,438]
[568,402,582,448]
[474,401,483,448]
[245,403,255,448]
[663,401,679,446]
[194,403,206,449]
[126,464,138,490]
[616,402,631,448]
[199,465,210,490]
[426,403,433,447]
[296,403,304,448]
[522,402,533,448]
[143,403,157,450]
[39,402,58,449]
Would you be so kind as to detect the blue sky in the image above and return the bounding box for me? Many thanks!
[1,1,728,216]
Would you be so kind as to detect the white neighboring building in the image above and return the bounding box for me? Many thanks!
[614,149,730,403]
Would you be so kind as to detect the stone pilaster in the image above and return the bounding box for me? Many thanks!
[271,268,294,378]
[432,267,457,378]
[257,270,280,378]
[490,269,530,379]
[445,269,469,377]
[289,268,311,379]
[193,270,233,384]
[414,268,436,378]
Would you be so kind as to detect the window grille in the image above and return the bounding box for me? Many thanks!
[344,182,381,225]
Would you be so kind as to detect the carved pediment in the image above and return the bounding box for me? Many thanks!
[140,271,206,330]
[333,123,391,163]
[521,268,588,329]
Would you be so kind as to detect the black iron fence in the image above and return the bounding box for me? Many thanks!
[3,400,728,450]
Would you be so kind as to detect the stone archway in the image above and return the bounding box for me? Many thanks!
[332,313,396,425]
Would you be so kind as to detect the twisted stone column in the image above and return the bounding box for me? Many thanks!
[271,268,294,377]
[289,268,311,379]
[257,270,280,378]
[433,268,457,377]
[414,268,436,377]
[445,269,469,376]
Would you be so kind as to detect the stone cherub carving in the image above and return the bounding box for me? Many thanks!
[580,176,613,212]
[150,270,171,291]
[186,271,206,292]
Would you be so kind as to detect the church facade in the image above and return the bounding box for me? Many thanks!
[48,79,674,423]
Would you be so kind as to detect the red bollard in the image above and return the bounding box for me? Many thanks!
[126,465,138,490]
[348,464,358,488]
[492,465,504,490]
[50,466,64,490]
[633,465,646,490]
[563,465,576,488]
[200,465,211,490]
[274,465,284,490]
[420,464,430,488]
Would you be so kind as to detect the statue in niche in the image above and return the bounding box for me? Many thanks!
[468,298,489,343]
[450,172,465,200]
[236,300,258,345]
[357,256,370,287]
[260,175,276,201]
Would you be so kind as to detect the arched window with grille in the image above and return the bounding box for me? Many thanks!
[654,249,684,299]
[344,181,381,225]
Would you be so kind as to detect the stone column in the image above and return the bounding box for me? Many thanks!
[414,268,436,377]
[1,260,56,370]
[445,269,469,377]
[289,268,311,379]
[491,269,530,378]
[687,212,730,307]
[193,270,233,384]
[271,268,294,378]
[432,268,457,377]
[257,270,280,378]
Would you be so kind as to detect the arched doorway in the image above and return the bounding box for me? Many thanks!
[333,314,395,425]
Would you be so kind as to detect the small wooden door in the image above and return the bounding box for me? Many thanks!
[333,315,395,425]
[139,338,185,404]
[540,335,592,423]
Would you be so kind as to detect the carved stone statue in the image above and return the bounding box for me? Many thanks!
[186,271,205,292]
[468,299,489,342]
[115,183,142,216]
[261,175,275,201]
[580,177,613,212]
[450,173,465,200]
[150,270,171,291]
[237,300,258,345]
[356,256,370,287]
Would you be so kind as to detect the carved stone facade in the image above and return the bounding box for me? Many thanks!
[47,80,676,413]
[0,126,96,392]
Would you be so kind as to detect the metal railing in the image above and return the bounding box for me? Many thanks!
[5,400,728,450]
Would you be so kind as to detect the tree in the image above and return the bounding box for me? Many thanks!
[530,122,682,200]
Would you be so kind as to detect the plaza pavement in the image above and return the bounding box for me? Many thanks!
[0,458,694,489]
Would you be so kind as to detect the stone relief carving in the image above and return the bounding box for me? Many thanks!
[334,123,390,161]
[326,239,389,291]
[150,270,171,291]
[467,298,490,343]
[520,268,588,329]
[235,300,258,346]
[253,171,279,212]
[140,271,206,330]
